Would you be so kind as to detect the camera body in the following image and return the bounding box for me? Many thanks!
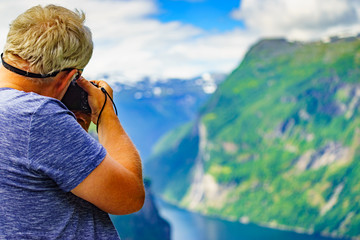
[61,80,91,114]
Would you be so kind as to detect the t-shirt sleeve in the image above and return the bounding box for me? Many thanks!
[28,98,107,192]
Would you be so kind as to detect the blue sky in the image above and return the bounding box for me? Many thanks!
[156,0,244,32]
[0,0,360,82]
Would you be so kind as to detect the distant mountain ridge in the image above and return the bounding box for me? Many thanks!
[109,74,225,160]
[146,37,360,238]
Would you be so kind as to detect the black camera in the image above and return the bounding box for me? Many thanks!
[61,79,91,114]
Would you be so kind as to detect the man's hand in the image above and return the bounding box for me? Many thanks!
[76,77,114,125]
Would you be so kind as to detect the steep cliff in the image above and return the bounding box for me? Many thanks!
[146,37,360,238]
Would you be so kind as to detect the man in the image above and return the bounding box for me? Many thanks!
[0,5,145,239]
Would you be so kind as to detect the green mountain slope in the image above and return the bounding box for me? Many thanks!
[146,37,360,238]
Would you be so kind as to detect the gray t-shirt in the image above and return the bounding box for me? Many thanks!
[0,88,120,239]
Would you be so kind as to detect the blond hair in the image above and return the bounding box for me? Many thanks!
[3,5,93,77]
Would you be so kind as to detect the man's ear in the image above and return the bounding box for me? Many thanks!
[53,69,78,99]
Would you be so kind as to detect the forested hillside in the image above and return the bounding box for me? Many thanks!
[146,37,360,238]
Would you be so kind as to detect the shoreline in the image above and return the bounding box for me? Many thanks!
[156,196,351,240]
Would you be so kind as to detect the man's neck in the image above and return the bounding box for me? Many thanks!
[0,65,55,97]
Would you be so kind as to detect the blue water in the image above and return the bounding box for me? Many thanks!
[156,199,345,240]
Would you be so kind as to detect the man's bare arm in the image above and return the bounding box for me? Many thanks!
[71,78,145,215]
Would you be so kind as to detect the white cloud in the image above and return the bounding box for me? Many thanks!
[231,0,360,41]
[1,0,358,83]
[162,29,257,78]
[0,0,256,82]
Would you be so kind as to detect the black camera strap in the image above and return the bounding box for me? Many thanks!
[96,86,118,133]
[1,53,72,78]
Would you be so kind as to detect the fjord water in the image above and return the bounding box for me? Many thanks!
[156,199,344,240]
